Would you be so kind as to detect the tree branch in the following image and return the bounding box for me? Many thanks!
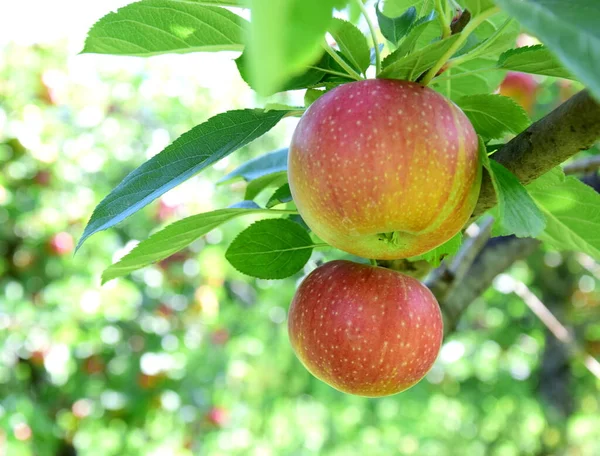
[471,89,600,221]
[437,171,600,332]
[439,235,541,333]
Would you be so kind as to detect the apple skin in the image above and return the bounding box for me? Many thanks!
[499,72,538,114]
[288,79,480,260]
[288,260,443,397]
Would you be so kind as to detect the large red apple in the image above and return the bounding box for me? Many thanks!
[288,260,443,396]
[288,79,480,260]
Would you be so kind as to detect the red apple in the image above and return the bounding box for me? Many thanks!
[288,260,443,396]
[288,79,480,260]
[48,231,74,256]
[499,72,538,114]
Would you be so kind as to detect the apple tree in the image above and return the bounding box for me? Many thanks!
[78,0,600,396]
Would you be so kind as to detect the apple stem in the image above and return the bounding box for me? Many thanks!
[420,6,500,86]
[355,0,381,75]
[434,0,452,39]
[322,41,365,81]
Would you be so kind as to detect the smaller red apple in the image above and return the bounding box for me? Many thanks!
[288,260,443,397]
[48,232,74,256]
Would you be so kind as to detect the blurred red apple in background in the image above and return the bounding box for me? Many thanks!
[211,328,230,345]
[288,260,443,396]
[499,72,538,114]
[288,79,480,260]
[48,231,74,255]
[206,407,228,427]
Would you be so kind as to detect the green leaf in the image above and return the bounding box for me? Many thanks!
[380,34,460,80]
[266,184,293,208]
[247,0,349,96]
[459,15,520,62]
[432,57,505,101]
[102,204,279,283]
[493,0,600,100]
[411,232,463,267]
[82,0,248,56]
[305,88,326,106]
[497,45,574,79]
[394,11,437,58]
[528,170,600,259]
[219,148,289,184]
[245,171,288,200]
[381,0,434,17]
[236,52,329,95]
[225,219,314,279]
[375,2,417,45]
[329,18,371,73]
[458,0,495,16]
[456,94,530,140]
[78,109,288,250]
[481,146,546,238]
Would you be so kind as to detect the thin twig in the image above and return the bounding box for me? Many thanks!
[450,216,494,281]
[563,155,600,175]
[512,279,600,379]
[426,216,494,301]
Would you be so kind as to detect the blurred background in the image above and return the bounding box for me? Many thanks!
[1,2,599,455]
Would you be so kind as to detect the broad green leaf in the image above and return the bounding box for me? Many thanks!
[266,184,293,208]
[247,0,349,96]
[245,171,288,200]
[493,0,600,100]
[459,14,520,62]
[82,0,247,56]
[329,18,371,74]
[432,57,505,101]
[375,2,417,45]
[528,170,600,259]
[101,205,282,283]
[456,94,530,140]
[78,109,288,250]
[380,34,460,80]
[458,0,495,16]
[395,11,437,58]
[305,88,326,106]
[219,148,288,184]
[225,219,314,279]
[410,232,463,266]
[236,52,328,95]
[382,0,434,17]
[485,158,546,238]
[498,46,574,79]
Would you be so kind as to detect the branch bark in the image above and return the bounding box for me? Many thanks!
[438,172,600,331]
[439,235,541,333]
[471,89,600,221]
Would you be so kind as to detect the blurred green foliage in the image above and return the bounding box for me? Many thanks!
[0,42,599,456]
